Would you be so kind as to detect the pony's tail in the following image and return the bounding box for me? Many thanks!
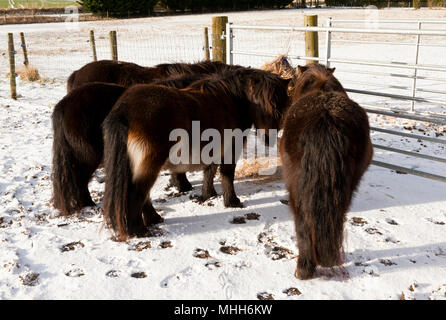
[52,106,93,215]
[102,107,132,240]
[297,111,352,268]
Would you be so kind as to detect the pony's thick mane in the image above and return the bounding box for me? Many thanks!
[185,67,288,121]
[155,60,238,76]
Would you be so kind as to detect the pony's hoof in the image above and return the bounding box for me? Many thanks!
[295,267,315,280]
[177,183,193,193]
[143,212,164,226]
[225,198,244,208]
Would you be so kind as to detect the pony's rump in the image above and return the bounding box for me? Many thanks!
[52,82,127,215]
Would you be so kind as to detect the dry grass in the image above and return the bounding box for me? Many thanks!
[261,54,297,96]
[235,156,283,184]
[17,65,40,82]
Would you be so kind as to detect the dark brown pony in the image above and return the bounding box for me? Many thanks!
[280,63,373,280]
[67,59,235,92]
[52,73,209,216]
[67,59,242,192]
[102,68,290,240]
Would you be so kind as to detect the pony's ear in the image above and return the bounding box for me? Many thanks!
[328,67,336,74]
[297,65,308,75]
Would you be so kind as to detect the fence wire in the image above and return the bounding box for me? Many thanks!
[1,28,209,81]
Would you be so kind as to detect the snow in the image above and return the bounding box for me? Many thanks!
[0,8,445,300]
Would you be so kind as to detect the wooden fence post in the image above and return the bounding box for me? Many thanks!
[109,30,118,61]
[90,30,98,62]
[8,33,17,100]
[212,16,228,63]
[19,32,29,67]
[304,15,319,65]
[203,27,210,61]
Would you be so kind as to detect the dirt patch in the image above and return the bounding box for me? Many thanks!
[160,241,173,249]
[245,213,260,220]
[65,268,84,277]
[380,259,397,266]
[131,272,147,279]
[283,287,302,296]
[106,270,121,278]
[128,241,151,251]
[220,246,241,255]
[61,241,84,252]
[267,246,295,261]
[19,272,39,286]
[257,292,275,300]
[194,248,211,259]
[230,216,246,224]
[350,217,368,226]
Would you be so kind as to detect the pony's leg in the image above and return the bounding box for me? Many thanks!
[78,163,98,208]
[127,156,166,237]
[219,163,243,208]
[142,200,164,226]
[201,164,217,201]
[168,173,192,192]
[291,194,316,280]
[126,180,151,237]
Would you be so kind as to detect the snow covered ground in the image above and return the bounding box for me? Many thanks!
[0,8,445,300]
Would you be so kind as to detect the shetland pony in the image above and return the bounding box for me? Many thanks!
[67,59,236,92]
[66,59,241,192]
[280,63,373,279]
[52,74,208,216]
[102,68,290,240]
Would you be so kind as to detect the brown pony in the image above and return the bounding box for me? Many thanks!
[102,67,290,240]
[67,59,242,193]
[52,73,210,216]
[67,59,236,92]
[280,63,373,279]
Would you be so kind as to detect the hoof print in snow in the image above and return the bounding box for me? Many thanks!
[380,259,397,266]
[194,248,211,259]
[280,199,289,205]
[350,217,367,226]
[386,218,399,225]
[267,246,295,261]
[106,270,121,278]
[283,287,302,296]
[257,292,274,300]
[365,227,382,235]
[245,212,260,220]
[220,246,241,255]
[131,272,147,279]
[160,241,173,249]
[61,241,85,252]
[167,191,186,198]
[20,272,39,286]
[128,241,151,251]
[385,237,400,244]
[427,218,445,225]
[205,260,222,269]
[65,268,85,277]
[230,216,246,224]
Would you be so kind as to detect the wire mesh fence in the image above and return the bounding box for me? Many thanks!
[0,27,210,82]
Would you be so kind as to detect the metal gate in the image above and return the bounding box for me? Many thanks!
[225,20,446,183]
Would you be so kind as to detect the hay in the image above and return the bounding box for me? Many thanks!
[260,54,297,96]
[235,156,282,183]
[17,65,40,82]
